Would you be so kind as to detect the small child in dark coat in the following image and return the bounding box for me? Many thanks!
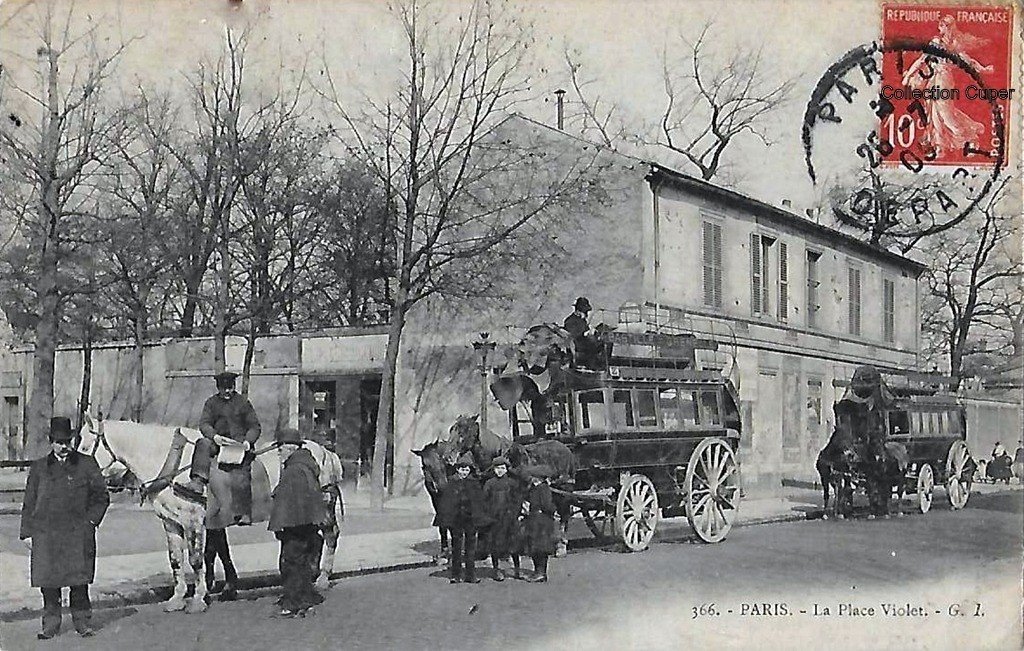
[435,454,492,583]
[522,465,557,583]
[482,456,523,581]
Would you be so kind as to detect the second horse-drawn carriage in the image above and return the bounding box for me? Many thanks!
[818,366,974,519]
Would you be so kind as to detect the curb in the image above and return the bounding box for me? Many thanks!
[0,558,437,623]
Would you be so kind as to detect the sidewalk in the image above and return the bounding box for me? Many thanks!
[3,481,1016,621]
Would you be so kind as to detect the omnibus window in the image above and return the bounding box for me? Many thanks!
[680,391,700,425]
[889,411,910,436]
[930,412,941,435]
[610,390,635,428]
[636,390,657,427]
[513,403,535,439]
[947,410,961,434]
[578,390,607,430]
[699,391,721,425]
[938,411,950,435]
[910,412,922,435]
[659,388,681,428]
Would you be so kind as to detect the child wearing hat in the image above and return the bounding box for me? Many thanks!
[482,456,523,581]
[522,464,557,582]
[435,453,491,583]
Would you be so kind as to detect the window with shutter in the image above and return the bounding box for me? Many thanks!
[883,278,895,342]
[806,251,820,329]
[848,266,862,336]
[778,241,788,322]
[702,221,722,308]
[750,233,761,314]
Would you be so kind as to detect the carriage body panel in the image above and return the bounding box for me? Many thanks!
[508,360,743,545]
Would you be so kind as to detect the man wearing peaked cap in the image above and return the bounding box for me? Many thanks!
[269,427,326,616]
[182,370,262,525]
[21,417,110,639]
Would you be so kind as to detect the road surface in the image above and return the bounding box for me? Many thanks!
[0,490,1020,651]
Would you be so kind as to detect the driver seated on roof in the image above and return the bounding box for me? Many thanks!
[563,297,606,370]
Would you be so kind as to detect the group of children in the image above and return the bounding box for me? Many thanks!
[435,454,558,584]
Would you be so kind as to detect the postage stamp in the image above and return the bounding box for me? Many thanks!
[881,4,1014,168]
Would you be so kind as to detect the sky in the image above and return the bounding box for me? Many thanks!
[0,0,1018,219]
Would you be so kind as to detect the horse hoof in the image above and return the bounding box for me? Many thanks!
[315,574,330,592]
[164,599,187,612]
[821,513,829,521]
[866,514,875,520]
[185,598,208,614]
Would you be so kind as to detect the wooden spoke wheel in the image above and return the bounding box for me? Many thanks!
[614,475,659,552]
[685,438,740,543]
[916,463,935,514]
[945,441,972,511]
[580,505,612,541]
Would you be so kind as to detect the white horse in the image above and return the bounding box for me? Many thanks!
[77,414,343,614]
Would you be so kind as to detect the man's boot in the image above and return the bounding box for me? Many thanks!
[39,588,61,639]
[70,586,95,637]
[179,438,214,498]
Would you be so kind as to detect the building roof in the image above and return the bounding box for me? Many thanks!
[501,114,928,277]
[647,164,929,276]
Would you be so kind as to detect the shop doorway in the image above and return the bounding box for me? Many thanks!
[299,374,386,486]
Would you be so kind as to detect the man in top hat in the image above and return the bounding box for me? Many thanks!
[563,297,601,369]
[269,428,327,617]
[435,453,491,584]
[182,371,262,522]
[20,417,110,639]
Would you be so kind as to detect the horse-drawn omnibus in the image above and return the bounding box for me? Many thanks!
[503,330,743,551]
[884,385,973,513]
[822,371,973,518]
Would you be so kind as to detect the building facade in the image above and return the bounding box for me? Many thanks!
[15,116,1016,498]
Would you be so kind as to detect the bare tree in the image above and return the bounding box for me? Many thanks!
[920,177,1022,387]
[325,0,607,508]
[0,4,130,456]
[101,91,181,420]
[656,22,794,181]
[563,48,632,148]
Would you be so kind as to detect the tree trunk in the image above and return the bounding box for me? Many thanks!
[78,329,93,430]
[371,287,407,510]
[178,275,202,338]
[132,314,145,422]
[241,319,257,398]
[26,255,59,459]
[214,211,231,374]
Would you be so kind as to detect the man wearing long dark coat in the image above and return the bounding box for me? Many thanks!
[269,428,326,616]
[20,417,110,639]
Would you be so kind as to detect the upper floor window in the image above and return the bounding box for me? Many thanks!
[848,265,862,336]
[883,278,895,343]
[702,221,723,308]
[806,251,821,329]
[751,233,787,321]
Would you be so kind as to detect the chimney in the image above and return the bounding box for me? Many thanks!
[781,199,792,209]
[555,89,566,130]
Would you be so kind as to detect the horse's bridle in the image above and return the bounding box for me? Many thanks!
[83,418,123,474]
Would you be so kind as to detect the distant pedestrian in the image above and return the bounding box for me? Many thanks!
[522,465,557,583]
[435,454,491,584]
[269,428,327,617]
[1013,443,1024,479]
[482,456,523,581]
[20,417,110,639]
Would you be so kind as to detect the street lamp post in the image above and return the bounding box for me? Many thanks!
[472,332,496,433]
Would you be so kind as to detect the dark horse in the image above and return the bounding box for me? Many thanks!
[412,439,461,564]
[816,425,858,520]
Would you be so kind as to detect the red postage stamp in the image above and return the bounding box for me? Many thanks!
[881,4,1014,167]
